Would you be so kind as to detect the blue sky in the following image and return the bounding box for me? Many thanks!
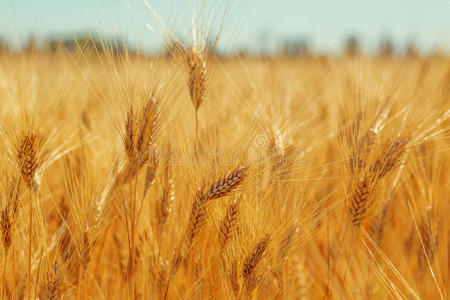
[1,0,449,53]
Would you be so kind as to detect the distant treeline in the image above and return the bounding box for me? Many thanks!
[0,34,446,58]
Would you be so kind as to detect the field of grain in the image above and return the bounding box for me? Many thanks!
[0,46,448,299]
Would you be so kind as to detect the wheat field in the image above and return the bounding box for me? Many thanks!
[0,36,449,300]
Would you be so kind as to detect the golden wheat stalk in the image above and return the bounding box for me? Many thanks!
[186,45,207,153]
[16,131,40,300]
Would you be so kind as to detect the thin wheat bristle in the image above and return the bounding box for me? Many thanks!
[113,232,127,279]
[417,212,440,271]
[8,177,22,204]
[172,251,184,276]
[277,226,298,264]
[350,129,377,173]
[372,139,408,177]
[155,260,167,297]
[58,224,75,264]
[369,195,393,244]
[81,231,92,271]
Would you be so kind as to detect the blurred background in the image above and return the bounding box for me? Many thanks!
[0,0,449,56]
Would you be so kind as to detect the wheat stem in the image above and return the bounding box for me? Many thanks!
[12,245,15,296]
[2,251,7,300]
[195,109,199,157]
[127,180,135,300]
[27,191,32,300]
[76,266,82,300]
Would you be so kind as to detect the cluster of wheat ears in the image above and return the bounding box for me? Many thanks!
[0,12,449,300]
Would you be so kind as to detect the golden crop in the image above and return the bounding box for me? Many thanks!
[0,44,448,299]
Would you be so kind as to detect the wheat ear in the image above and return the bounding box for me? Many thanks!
[204,167,248,201]
[242,234,270,294]
[218,198,240,251]
[186,45,207,153]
